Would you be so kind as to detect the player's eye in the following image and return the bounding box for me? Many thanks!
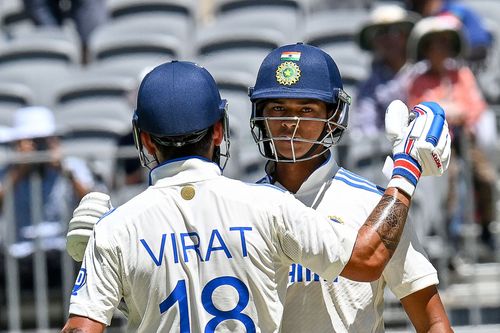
[272,106,285,112]
[301,107,312,113]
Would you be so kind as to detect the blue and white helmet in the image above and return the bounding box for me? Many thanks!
[133,61,229,168]
[249,43,351,162]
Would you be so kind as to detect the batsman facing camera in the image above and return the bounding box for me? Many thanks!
[249,43,350,163]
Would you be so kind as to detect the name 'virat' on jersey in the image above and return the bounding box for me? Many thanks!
[69,158,357,333]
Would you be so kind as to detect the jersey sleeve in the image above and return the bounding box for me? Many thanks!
[68,222,124,325]
[274,192,357,281]
[383,219,439,299]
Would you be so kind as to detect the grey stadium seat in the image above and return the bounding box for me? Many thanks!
[197,49,268,78]
[212,1,302,39]
[304,9,371,69]
[213,0,304,16]
[107,0,197,21]
[89,13,192,52]
[0,82,34,127]
[53,72,136,137]
[0,37,79,106]
[0,0,33,36]
[195,24,286,59]
[87,31,179,78]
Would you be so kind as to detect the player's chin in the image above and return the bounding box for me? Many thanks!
[274,141,311,160]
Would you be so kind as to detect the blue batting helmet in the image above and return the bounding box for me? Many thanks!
[132,61,229,167]
[248,43,351,162]
[135,60,227,137]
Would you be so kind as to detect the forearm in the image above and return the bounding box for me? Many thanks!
[61,315,105,333]
[341,187,410,281]
[401,285,453,333]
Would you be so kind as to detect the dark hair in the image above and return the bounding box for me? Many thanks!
[152,126,214,161]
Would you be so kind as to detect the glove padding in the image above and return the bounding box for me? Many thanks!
[66,192,113,262]
[385,100,451,195]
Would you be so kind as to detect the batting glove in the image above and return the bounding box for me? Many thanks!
[66,192,113,262]
[385,100,451,196]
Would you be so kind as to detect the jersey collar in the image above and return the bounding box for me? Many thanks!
[149,156,221,186]
[262,151,340,206]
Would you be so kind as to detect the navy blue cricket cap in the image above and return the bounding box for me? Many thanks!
[249,43,345,104]
[135,60,227,137]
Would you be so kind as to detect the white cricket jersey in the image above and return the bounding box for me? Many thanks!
[257,152,438,333]
[68,157,357,333]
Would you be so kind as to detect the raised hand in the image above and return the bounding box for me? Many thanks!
[385,100,451,196]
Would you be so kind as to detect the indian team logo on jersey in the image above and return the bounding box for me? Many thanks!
[71,268,87,296]
[276,61,301,86]
[329,215,344,224]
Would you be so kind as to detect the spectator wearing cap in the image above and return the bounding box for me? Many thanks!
[407,15,496,256]
[0,106,95,258]
[405,0,493,65]
[352,5,420,137]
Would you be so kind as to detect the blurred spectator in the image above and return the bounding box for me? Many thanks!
[405,0,493,65]
[0,106,95,258]
[22,0,108,62]
[352,4,420,137]
[407,16,496,255]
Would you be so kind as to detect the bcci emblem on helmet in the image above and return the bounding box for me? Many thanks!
[276,61,301,86]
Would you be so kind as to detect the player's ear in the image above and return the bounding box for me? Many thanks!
[213,120,224,146]
[140,132,157,155]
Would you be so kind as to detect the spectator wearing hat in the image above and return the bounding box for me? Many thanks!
[352,5,420,137]
[0,106,95,258]
[407,15,496,256]
[405,0,493,65]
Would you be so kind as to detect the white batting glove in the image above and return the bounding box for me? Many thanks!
[66,192,113,262]
[385,100,451,196]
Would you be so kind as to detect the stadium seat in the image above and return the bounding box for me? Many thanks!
[0,37,79,106]
[87,30,180,78]
[213,0,304,15]
[307,0,371,13]
[0,82,33,127]
[195,24,286,58]
[54,72,134,186]
[53,72,136,137]
[0,0,33,36]
[89,13,192,52]
[0,33,80,65]
[107,0,197,21]
[304,9,371,69]
[197,49,268,78]
[213,6,301,43]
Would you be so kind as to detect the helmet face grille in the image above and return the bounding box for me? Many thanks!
[250,92,350,162]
